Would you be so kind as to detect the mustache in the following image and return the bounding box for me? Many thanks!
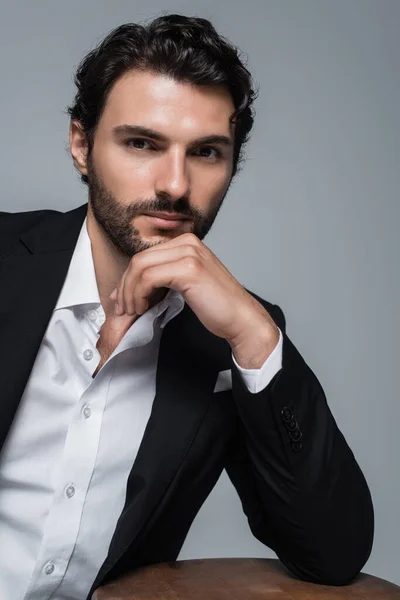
[123,197,204,221]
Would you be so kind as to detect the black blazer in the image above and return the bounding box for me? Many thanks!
[0,204,374,598]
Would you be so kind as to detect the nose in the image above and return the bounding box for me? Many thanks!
[154,148,191,201]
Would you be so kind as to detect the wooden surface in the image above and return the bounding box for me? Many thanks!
[93,558,400,599]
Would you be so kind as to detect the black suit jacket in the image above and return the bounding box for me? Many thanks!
[0,204,374,598]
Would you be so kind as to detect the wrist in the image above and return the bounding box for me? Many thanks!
[229,321,280,370]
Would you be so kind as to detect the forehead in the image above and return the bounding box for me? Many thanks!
[99,70,235,138]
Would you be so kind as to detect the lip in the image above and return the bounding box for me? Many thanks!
[143,212,190,221]
[142,213,190,230]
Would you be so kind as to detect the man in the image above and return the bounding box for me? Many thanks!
[0,14,373,600]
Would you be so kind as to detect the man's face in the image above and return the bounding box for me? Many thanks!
[74,70,235,257]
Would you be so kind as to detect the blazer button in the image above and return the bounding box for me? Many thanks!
[281,407,293,423]
[292,441,303,452]
[286,419,298,432]
[288,428,302,442]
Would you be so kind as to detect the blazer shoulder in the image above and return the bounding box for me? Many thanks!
[0,208,61,255]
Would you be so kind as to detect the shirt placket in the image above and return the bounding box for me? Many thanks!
[23,306,109,600]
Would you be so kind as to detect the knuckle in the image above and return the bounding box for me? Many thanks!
[140,267,153,282]
[182,244,199,257]
[183,232,200,245]
[183,235,208,259]
[181,255,201,272]
[129,254,142,269]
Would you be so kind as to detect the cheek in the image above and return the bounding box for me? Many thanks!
[193,167,231,203]
[94,145,154,196]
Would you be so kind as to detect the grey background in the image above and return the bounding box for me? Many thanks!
[0,0,399,586]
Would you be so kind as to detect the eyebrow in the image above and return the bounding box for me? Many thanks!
[113,124,233,148]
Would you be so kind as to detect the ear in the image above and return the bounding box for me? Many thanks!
[69,119,89,176]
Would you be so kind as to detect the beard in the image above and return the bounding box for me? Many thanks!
[86,157,228,259]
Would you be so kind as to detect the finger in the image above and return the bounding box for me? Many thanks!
[139,232,205,254]
[133,256,201,315]
[113,235,207,316]
[123,245,200,315]
[115,268,130,316]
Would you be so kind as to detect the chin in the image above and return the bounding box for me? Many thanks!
[144,228,181,241]
[140,234,168,249]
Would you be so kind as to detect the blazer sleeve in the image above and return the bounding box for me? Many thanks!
[225,300,374,586]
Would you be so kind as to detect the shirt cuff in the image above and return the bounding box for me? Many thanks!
[231,327,283,394]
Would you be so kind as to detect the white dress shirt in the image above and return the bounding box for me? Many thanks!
[0,217,283,600]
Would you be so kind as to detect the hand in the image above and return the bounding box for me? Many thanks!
[110,233,279,367]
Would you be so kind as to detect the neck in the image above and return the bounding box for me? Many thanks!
[86,203,130,318]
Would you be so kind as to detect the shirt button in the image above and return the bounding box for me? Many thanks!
[66,485,75,499]
[88,309,97,322]
[83,405,92,419]
[83,349,93,361]
[44,562,54,575]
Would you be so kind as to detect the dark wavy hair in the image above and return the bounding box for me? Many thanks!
[67,14,257,184]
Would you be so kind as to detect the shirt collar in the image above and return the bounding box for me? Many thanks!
[54,217,185,328]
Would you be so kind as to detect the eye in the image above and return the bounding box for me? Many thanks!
[194,146,221,160]
[126,138,154,150]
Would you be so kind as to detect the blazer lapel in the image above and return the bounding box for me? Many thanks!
[94,305,220,586]
[0,204,87,451]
